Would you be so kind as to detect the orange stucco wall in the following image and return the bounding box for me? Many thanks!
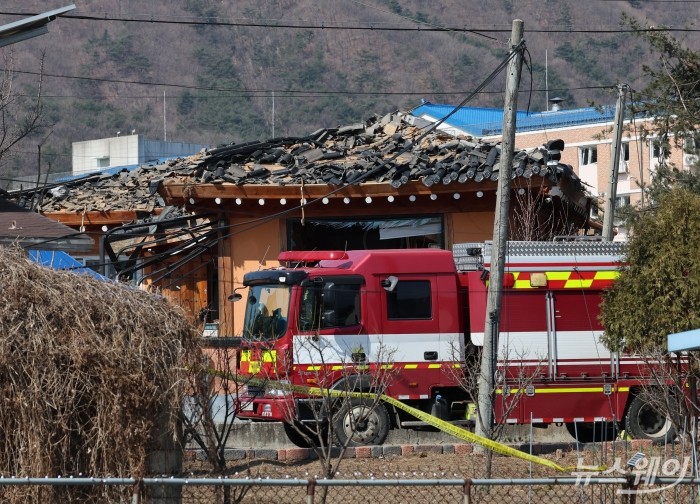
[447,212,495,246]
[227,217,284,336]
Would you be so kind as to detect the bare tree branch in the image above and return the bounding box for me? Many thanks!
[0,50,48,172]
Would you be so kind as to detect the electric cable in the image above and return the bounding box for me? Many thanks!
[1,11,697,33]
[8,69,614,97]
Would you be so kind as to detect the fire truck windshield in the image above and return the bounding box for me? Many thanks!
[242,285,290,341]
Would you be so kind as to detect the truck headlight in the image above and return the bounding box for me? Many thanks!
[267,380,291,397]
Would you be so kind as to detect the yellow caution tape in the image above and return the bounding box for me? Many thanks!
[381,394,598,472]
[210,369,604,473]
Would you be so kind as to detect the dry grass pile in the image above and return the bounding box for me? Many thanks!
[0,246,199,485]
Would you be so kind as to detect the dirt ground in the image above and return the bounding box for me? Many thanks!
[186,442,640,481]
[180,443,700,503]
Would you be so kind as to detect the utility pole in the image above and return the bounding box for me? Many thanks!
[475,19,524,443]
[163,90,167,142]
[602,84,628,241]
[545,49,548,111]
[33,130,53,211]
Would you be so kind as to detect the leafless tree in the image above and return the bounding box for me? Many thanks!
[623,348,700,446]
[510,177,581,241]
[449,343,544,478]
[0,51,48,176]
[270,335,398,504]
[183,343,255,504]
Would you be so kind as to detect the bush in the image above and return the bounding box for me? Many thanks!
[0,246,199,502]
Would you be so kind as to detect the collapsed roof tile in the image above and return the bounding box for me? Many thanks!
[6,110,587,215]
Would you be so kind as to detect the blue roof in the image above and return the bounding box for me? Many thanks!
[506,106,616,135]
[411,102,616,136]
[28,250,109,281]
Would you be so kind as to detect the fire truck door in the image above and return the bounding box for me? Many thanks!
[499,290,551,381]
[548,290,614,380]
[380,274,444,392]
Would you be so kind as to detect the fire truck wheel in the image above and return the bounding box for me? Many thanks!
[283,421,325,448]
[625,395,676,444]
[565,422,619,443]
[333,399,390,447]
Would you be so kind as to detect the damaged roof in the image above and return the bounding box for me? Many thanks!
[0,197,93,250]
[8,110,589,216]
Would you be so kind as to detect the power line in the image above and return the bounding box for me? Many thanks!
[0,11,699,33]
[28,86,614,99]
[9,68,447,95]
[0,10,494,37]
[8,69,615,97]
[345,0,498,42]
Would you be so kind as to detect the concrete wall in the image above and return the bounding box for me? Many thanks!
[72,135,208,175]
[216,421,574,449]
[72,135,140,174]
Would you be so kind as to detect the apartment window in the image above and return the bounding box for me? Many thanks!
[652,140,668,160]
[618,142,630,173]
[580,146,597,166]
[96,157,110,168]
[684,136,700,168]
[621,142,630,161]
[616,195,631,208]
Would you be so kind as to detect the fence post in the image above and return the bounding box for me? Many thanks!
[146,409,183,503]
[306,478,316,504]
[624,474,638,504]
[463,478,472,504]
[131,478,143,504]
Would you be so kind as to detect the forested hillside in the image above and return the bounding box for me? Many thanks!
[1,0,698,180]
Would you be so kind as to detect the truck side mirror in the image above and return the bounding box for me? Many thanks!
[227,287,246,302]
[381,275,399,292]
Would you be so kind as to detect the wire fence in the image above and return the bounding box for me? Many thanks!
[1,476,700,503]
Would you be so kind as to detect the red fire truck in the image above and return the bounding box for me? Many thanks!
[236,241,674,446]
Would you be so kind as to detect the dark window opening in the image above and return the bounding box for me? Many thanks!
[621,142,630,162]
[580,146,597,166]
[287,216,443,251]
[386,280,432,320]
[204,260,219,323]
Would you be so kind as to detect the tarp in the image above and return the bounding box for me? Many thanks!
[27,250,108,281]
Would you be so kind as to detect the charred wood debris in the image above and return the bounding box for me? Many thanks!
[9,111,586,218]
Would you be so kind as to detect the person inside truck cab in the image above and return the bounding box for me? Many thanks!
[251,305,287,339]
